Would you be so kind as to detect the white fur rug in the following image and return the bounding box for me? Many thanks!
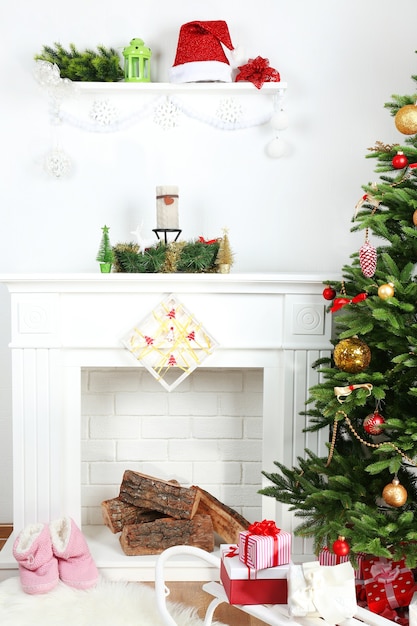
[0,577,227,626]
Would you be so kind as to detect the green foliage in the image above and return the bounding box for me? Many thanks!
[261,57,417,564]
[35,43,124,82]
[113,240,220,273]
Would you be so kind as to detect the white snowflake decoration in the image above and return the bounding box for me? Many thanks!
[44,148,72,178]
[153,99,180,130]
[89,99,118,126]
[216,98,244,124]
[34,60,74,100]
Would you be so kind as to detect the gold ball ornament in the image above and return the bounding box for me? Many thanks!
[378,282,395,300]
[413,210,417,226]
[333,336,371,373]
[395,104,417,135]
[382,477,407,507]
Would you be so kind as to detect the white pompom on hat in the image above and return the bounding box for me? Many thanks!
[169,20,235,83]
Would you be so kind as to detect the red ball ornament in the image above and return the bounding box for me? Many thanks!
[363,411,385,435]
[323,286,336,301]
[332,536,350,557]
[392,151,409,169]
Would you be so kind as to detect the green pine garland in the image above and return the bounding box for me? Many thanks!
[35,43,124,82]
[112,240,220,273]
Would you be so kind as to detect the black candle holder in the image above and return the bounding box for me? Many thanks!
[153,228,182,244]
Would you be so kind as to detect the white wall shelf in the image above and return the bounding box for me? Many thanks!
[73,81,287,96]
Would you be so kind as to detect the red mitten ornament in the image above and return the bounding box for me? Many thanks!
[359,239,377,278]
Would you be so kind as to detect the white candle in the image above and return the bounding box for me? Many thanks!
[156,185,179,229]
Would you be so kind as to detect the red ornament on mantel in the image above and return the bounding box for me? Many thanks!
[332,536,350,557]
[392,151,409,169]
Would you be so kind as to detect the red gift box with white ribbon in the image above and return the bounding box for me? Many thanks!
[362,556,417,614]
[238,520,291,570]
[220,544,288,605]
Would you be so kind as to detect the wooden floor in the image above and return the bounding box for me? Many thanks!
[0,525,267,625]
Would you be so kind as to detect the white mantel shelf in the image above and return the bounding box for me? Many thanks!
[0,272,335,292]
[0,272,336,582]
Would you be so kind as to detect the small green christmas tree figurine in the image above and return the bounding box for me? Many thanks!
[96,225,114,272]
[261,56,417,574]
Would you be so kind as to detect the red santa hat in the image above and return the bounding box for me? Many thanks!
[169,20,235,83]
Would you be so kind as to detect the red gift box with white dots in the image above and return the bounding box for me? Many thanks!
[362,556,416,614]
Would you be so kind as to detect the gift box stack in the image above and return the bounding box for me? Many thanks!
[220,520,291,605]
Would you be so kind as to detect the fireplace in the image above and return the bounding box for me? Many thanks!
[0,273,333,581]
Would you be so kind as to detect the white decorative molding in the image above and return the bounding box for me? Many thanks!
[292,303,325,335]
[18,303,51,333]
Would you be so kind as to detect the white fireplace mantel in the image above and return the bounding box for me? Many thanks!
[0,272,336,581]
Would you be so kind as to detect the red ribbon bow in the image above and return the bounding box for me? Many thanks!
[198,236,218,245]
[370,561,399,584]
[235,56,280,90]
[330,293,367,312]
[225,545,239,558]
[247,520,280,536]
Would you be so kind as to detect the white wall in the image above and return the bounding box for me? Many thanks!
[1,0,417,522]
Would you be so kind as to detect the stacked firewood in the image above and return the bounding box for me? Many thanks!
[101,470,250,556]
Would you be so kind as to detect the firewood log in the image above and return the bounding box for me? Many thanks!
[195,487,250,544]
[119,470,199,520]
[101,497,164,533]
[119,514,214,555]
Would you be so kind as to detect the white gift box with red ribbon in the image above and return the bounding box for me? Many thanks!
[239,520,291,570]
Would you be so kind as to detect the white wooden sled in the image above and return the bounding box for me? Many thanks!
[154,546,395,626]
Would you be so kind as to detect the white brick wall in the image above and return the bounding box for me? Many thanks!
[81,367,263,525]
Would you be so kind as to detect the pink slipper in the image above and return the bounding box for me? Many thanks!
[50,517,98,589]
[13,522,59,594]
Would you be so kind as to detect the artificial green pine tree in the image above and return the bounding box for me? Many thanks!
[96,225,114,268]
[261,62,417,567]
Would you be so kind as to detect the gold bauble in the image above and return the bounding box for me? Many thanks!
[333,336,371,373]
[413,209,417,226]
[378,282,395,300]
[382,478,407,507]
[395,104,417,135]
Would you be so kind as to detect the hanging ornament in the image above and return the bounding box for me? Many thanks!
[270,109,289,130]
[43,147,72,179]
[359,230,377,278]
[363,410,385,435]
[378,282,395,300]
[392,150,409,169]
[332,536,350,557]
[333,336,371,373]
[395,104,417,135]
[265,137,287,158]
[382,477,407,507]
[413,210,417,226]
[322,285,336,301]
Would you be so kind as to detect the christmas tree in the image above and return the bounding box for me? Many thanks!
[261,65,417,567]
[96,225,114,267]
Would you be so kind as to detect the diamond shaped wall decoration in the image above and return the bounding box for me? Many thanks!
[122,294,218,391]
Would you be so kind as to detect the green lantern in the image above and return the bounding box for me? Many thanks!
[123,38,151,82]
